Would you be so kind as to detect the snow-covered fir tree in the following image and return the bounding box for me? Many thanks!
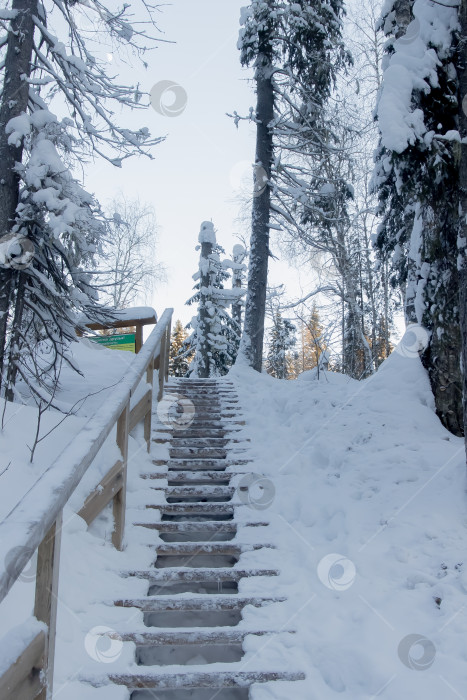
[185,222,243,378]
[1,111,112,399]
[0,1,163,400]
[373,0,462,434]
[266,312,296,379]
[169,319,191,378]
[224,243,247,331]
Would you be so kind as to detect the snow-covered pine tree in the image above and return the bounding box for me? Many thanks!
[0,1,163,399]
[225,244,247,330]
[237,0,350,372]
[2,113,112,400]
[373,0,462,434]
[266,312,296,379]
[169,319,191,377]
[186,222,241,378]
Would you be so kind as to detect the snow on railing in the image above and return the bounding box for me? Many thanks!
[0,308,173,700]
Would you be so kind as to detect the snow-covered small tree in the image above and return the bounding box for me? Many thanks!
[224,244,247,331]
[186,222,242,378]
[169,319,191,377]
[266,312,296,379]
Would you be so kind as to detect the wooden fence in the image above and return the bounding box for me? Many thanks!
[0,308,173,699]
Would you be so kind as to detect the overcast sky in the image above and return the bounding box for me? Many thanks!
[83,0,263,325]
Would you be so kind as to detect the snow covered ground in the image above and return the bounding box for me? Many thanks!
[229,350,467,699]
[1,339,466,699]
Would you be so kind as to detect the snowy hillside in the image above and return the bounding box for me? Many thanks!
[2,340,465,699]
[228,352,466,699]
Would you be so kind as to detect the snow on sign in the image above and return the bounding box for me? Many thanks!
[90,333,135,353]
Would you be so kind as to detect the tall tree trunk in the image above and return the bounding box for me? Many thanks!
[422,204,463,436]
[240,37,274,372]
[458,0,467,451]
[0,0,36,393]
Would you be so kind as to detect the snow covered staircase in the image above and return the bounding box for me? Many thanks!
[92,378,305,698]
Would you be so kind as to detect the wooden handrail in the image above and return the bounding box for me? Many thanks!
[0,307,173,699]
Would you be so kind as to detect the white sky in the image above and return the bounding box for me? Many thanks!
[82,0,314,328]
[84,1,253,324]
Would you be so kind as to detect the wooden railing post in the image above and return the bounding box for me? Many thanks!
[144,361,154,452]
[135,322,143,354]
[113,402,129,550]
[34,512,62,700]
[157,327,168,402]
[164,320,171,382]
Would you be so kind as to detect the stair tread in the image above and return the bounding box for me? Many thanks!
[117,627,295,645]
[164,471,237,482]
[152,543,272,555]
[123,568,279,582]
[133,521,268,532]
[145,503,235,512]
[163,486,235,497]
[158,459,252,469]
[114,595,286,611]
[97,669,305,689]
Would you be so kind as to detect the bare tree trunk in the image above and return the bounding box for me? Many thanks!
[0,0,36,392]
[240,36,274,372]
[383,259,391,358]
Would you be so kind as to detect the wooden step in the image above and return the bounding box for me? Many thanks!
[145,503,234,515]
[157,459,251,469]
[163,486,235,499]
[166,471,234,484]
[117,628,295,646]
[182,402,239,408]
[133,522,240,533]
[165,386,236,391]
[123,568,279,583]
[155,426,242,435]
[153,543,272,556]
[165,381,234,385]
[170,438,249,446]
[105,669,305,690]
[163,392,237,399]
[154,436,231,445]
[114,595,286,611]
[167,419,246,427]
[169,449,228,459]
[168,438,230,446]
[142,471,234,483]
[169,405,235,413]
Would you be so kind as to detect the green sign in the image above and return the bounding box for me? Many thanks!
[90,333,135,353]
